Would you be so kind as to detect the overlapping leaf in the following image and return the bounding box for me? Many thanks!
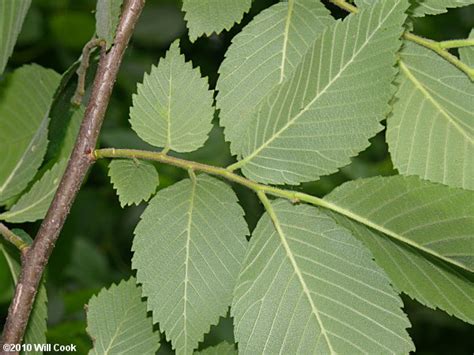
[108,159,159,207]
[96,0,123,48]
[87,278,160,354]
[324,175,474,273]
[1,237,47,355]
[233,200,413,354]
[0,0,32,74]
[130,41,214,153]
[387,42,474,190]
[182,0,251,41]
[410,0,474,17]
[232,0,408,184]
[0,65,60,203]
[459,29,474,67]
[196,342,237,355]
[217,0,334,154]
[0,159,67,223]
[327,210,474,323]
[132,175,248,354]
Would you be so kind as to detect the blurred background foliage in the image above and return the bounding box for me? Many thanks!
[0,0,473,353]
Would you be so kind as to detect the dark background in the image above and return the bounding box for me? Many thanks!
[0,0,473,353]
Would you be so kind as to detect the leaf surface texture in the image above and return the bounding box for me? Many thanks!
[96,0,123,48]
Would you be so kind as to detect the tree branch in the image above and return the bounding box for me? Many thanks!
[0,0,146,349]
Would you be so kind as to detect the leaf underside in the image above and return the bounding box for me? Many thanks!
[87,278,160,354]
[182,0,252,41]
[234,0,408,185]
[130,41,214,153]
[233,200,413,354]
[95,0,123,48]
[132,175,248,354]
[387,42,474,190]
[217,0,334,155]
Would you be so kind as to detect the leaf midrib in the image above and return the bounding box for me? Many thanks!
[237,2,399,168]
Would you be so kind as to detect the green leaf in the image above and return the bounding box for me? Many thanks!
[96,0,123,48]
[387,42,474,190]
[233,200,413,354]
[86,278,160,354]
[196,342,237,355]
[217,0,334,155]
[108,159,159,207]
[324,175,474,273]
[326,210,474,324]
[0,0,32,74]
[132,175,248,354]
[130,41,214,153]
[0,64,60,203]
[182,0,251,42]
[459,29,474,67]
[1,238,47,355]
[232,0,408,185]
[410,0,474,17]
[0,159,67,223]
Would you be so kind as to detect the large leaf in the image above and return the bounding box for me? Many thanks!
[130,41,214,153]
[86,278,160,354]
[326,210,474,323]
[0,0,32,74]
[217,0,334,155]
[182,0,251,42]
[0,159,67,223]
[459,29,474,67]
[233,200,413,354]
[96,0,123,48]
[324,175,474,273]
[387,42,474,190]
[231,0,408,185]
[132,175,248,354]
[0,65,60,203]
[1,235,47,355]
[108,159,159,207]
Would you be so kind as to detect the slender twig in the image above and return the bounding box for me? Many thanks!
[0,223,29,252]
[93,147,470,273]
[71,38,106,106]
[329,0,474,80]
[0,0,146,349]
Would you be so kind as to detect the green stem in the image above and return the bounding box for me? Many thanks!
[94,147,471,272]
[330,0,474,81]
[0,223,29,251]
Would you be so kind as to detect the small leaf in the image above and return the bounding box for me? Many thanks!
[233,200,413,354]
[1,236,47,355]
[196,342,237,355]
[96,0,123,48]
[232,0,408,184]
[410,0,474,17]
[108,159,159,207]
[324,175,474,273]
[0,65,60,203]
[130,41,214,153]
[86,278,160,354]
[217,0,334,154]
[459,29,474,68]
[0,0,32,74]
[132,175,248,354]
[0,159,67,223]
[182,0,252,42]
[387,42,474,190]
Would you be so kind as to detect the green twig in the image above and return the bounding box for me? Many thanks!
[0,223,29,252]
[71,38,106,106]
[329,0,474,80]
[94,147,470,273]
